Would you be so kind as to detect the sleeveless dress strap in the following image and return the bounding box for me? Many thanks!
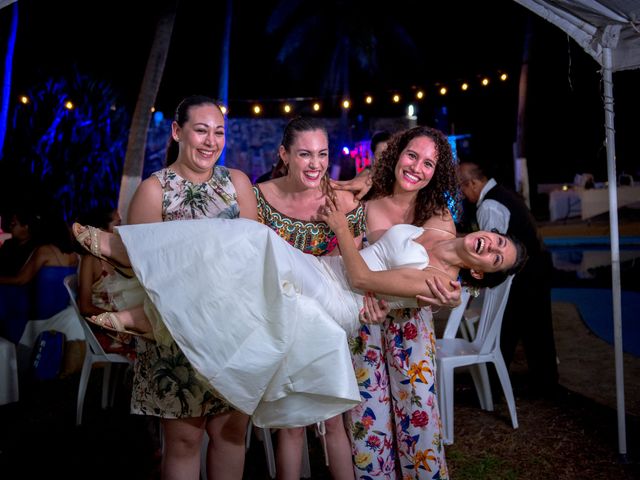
[423,226,456,237]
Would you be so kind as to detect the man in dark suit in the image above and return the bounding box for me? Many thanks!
[457,160,559,393]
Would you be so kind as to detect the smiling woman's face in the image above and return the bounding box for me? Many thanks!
[461,230,517,273]
[393,135,438,194]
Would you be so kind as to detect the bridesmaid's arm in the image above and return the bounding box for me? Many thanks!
[229,168,258,221]
[128,177,164,224]
[319,200,453,299]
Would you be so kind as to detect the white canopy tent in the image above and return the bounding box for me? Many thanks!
[513,0,639,458]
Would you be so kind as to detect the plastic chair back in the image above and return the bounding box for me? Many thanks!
[63,273,131,425]
[472,275,514,355]
[63,274,110,357]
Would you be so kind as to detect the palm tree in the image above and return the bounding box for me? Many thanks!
[117,1,177,223]
[265,0,422,166]
[266,0,422,101]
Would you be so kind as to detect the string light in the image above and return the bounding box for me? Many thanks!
[17,69,509,118]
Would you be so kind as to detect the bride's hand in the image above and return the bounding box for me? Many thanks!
[416,277,462,308]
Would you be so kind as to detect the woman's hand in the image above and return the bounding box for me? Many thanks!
[358,292,390,325]
[329,168,373,201]
[317,196,349,233]
[416,277,462,308]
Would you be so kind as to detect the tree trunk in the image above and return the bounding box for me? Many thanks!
[514,17,533,208]
[118,2,176,223]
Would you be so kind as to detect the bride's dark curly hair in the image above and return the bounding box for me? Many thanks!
[364,126,460,226]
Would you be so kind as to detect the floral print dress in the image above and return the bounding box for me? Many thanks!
[347,233,448,479]
[131,166,240,418]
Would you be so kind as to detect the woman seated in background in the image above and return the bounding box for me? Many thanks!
[75,205,145,357]
[0,207,40,276]
[0,208,80,343]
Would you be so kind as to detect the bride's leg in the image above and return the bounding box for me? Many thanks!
[88,305,152,335]
[114,305,151,333]
[73,223,131,267]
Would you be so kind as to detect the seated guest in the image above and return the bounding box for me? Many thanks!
[0,210,79,343]
[75,205,143,357]
[0,207,41,276]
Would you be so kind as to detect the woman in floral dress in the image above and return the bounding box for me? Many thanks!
[343,126,460,480]
[126,95,257,480]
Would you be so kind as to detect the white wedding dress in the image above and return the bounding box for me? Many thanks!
[117,219,428,427]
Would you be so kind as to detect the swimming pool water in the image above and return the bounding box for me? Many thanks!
[546,238,640,358]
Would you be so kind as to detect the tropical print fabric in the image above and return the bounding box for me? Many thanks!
[155,166,239,221]
[347,308,448,480]
[131,166,239,418]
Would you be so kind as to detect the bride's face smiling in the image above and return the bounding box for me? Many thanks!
[280,130,329,189]
[461,231,517,273]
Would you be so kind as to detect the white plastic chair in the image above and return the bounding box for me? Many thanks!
[63,274,132,425]
[436,275,518,444]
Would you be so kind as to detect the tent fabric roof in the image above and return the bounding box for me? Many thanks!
[514,0,640,71]
[0,1,17,10]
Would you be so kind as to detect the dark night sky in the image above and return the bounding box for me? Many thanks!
[2,0,639,191]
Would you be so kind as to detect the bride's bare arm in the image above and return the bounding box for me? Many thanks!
[319,198,454,299]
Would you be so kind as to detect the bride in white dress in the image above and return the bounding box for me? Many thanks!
[73,199,525,428]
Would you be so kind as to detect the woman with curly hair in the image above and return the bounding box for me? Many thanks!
[341,125,461,479]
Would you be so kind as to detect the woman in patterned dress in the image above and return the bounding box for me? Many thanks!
[126,95,257,480]
[76,205,142,358]
[254,116,368,480]
[336,126,460,480]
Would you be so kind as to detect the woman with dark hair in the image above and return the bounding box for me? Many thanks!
[75,205,142,356]
[0,207,40,276]
[254,116,366,480]
[0,209,79,342]
[122,94,257,480]
[334,125,463,479]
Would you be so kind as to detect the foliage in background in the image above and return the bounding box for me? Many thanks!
[0,70,130,223]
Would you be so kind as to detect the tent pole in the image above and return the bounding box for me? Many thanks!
[602,46,627,459]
